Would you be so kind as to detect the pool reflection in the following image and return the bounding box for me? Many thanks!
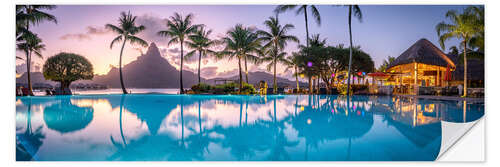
[15,95,484,161]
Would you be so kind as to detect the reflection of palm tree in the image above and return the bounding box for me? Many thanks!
[16,99,45,161]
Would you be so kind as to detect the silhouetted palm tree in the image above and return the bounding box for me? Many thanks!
[274,5,320,48]
[436,9,481,97]
[257,17,299,94]
[16,5,57,95]
[158,13,201,94]
[339,5,363,96]
[185,26,217,84]
[220,24,261,93]
[284,53,301,92]
[16,33,45,96]
[106,11,148,94]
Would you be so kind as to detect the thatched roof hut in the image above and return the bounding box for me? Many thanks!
[387,38,455,70]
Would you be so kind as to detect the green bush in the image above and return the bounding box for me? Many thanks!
[240,82,256,95]
[214,82,238,94]
[191,83,214,93]
[212,82,256,94]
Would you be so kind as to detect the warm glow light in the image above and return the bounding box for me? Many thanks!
[300,106,304,111]
[307,118,312,125]
[300,74,305,78]
[307,62,313,67]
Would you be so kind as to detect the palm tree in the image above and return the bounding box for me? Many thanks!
[220,24,261,93]
[274,5,320,48]
[257,17,299,94]
[436,9,481,97]
[340,5,363,96]
[185,26,217,84]
[275,5,321,94]
[106,11,148,94]
[284,53,301,92]
[16,33,45,96]
[16,5,57,96]
[158,13,201,94]
[465,6,484,53]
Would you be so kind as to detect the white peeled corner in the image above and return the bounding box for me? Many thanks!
[437,118,484,161]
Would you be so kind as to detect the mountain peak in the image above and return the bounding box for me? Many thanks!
[145,42,161,57]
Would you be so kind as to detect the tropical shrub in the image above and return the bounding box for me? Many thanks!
[240,82,256,95]
[191,83,214,93]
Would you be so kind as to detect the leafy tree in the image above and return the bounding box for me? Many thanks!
[158,12,201,94]
[257,16,299,94]
[16,33,45,96]
[377,56,396,72]
[337,5,363,96]
[16,5,57,95]
[436,8,482,96]
[42,53,94,94]
[219,24,261,93]
[107,11,148,94]
[185,26,217,84]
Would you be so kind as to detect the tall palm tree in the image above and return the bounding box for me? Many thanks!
[274,5,320,48]
[341,5,363,96]
[16,5,57,96]
[436,9,481,97]
[275,5,321,94]
[220,24,261,93]
[16,33,45,96]
[107,11,148,94]
[185,26,217,84]
[158,12,201,94]
[465,6,484,53]
[284,53,301,92]
[257,17,299,94]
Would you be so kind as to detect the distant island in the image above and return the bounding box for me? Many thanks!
[16,43,305,89]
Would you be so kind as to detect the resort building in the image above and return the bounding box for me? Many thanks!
[386,38,456,88]
[376,38,484,95]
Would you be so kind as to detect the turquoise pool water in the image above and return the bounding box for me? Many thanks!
[15,95,484,161]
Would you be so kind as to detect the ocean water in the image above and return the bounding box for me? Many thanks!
[15,94,484,161]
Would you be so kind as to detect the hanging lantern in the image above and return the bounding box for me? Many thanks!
[362,72,366,76]
[357,72,362,76]
[307,62,313,67]
[300,74,305,78]
[331,73,335,77]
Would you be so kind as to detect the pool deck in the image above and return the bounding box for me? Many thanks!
[395,94,484,103]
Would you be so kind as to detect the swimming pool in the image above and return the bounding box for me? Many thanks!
[15,94,484,161]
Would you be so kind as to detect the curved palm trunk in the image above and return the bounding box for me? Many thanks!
[198,101,202,133]
[244,56,249,83]
[26,50,34,96]
[273,59,277,94]
[238,56,243,94]
[119,38,128,94]
[181,98,185,145]
[180,41,185,94]
[119,95,127,146]
[295,66,299,92]
[304,7,310,48]
[239,102,243,127]
[198,50,202,84]
[347,6,354,96]
[463,39,468,97]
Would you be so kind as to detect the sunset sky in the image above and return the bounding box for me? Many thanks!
[15,5,467,80]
